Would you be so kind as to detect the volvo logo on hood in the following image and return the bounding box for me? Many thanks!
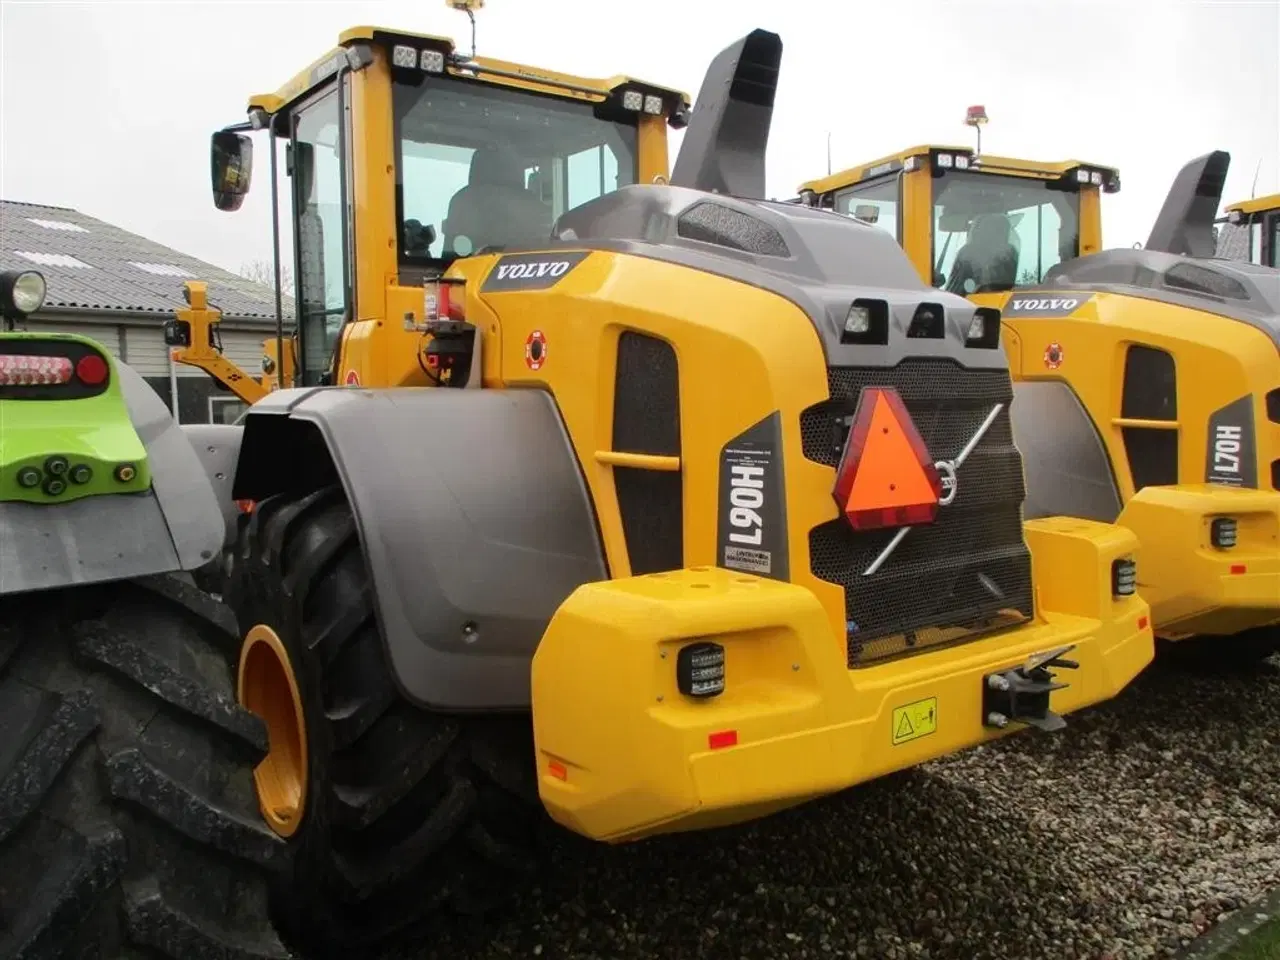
[481,251,590,292]
[1004,293,1094,318]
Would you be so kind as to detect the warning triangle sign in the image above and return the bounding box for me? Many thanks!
[895,712,914,739]
[833,387,943,531]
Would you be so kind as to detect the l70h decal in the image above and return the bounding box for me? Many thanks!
[1205,395,1257,488]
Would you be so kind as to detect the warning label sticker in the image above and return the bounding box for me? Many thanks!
[892,697,938,746]
[724,545,771,575]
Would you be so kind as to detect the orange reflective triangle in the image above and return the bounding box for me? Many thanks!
[833,387,943,531]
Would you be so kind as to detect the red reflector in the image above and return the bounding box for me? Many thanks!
[235,499,256,515]
[0,354,72,386]
[834,387,942,531]
[708,730,738,750]
[75,353,108,385]
[1230,564,1247,575]
[1138,615,1149,630]
[547,760,567,781]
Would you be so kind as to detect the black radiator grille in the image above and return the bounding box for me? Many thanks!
[613,332,683,574]
[801,359,1034,667]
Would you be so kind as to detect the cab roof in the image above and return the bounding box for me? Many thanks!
[799,143,1120,195]
[246,25,693,116]
[1225,193,1280,218]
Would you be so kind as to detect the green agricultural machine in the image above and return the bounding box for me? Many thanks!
[0,267,291,958]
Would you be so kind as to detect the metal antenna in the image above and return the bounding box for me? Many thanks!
[827,132,832,176]
[446,0,483,59]
[965,105,988,155]
[1251,157,1262,199]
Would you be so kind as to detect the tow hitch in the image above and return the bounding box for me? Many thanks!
[982,644,1079,733]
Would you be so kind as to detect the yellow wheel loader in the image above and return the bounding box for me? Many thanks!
[179,17,1154,958]
[798,147,1280,658]
[1217,192,1280,267]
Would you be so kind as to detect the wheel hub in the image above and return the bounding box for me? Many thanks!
[238,624,308,837]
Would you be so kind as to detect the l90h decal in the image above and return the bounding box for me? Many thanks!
[480,251,590,292]
[1205,395,1257,488]
[717,412,789,580]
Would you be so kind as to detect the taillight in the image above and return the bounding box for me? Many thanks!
[75,353,108,385]
[0,354,73,386]
[0,350,110,389]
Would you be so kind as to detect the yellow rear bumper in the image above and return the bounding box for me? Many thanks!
[1118,484,1280,638]
[531,518,1153,843]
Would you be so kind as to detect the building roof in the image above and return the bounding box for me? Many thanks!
[0,200,295,322]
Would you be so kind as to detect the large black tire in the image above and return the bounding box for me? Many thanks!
[0,573,293,960]
[226,485,542,958]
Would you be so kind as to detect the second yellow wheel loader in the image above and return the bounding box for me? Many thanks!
[798,146,1280,657]
[178,19,1153,958]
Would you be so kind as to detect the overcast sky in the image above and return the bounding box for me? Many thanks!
[2,0,1277,278]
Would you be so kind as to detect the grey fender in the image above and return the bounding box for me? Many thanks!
[0,362,226,596]
[1010,381,1123,523]
[180,423,246,549]
[230,386,609,712]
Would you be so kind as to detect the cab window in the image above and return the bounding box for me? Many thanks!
[291,87,349,385]
[394,78,638,264]
[931,171,1080,294]
[833,176,900,242]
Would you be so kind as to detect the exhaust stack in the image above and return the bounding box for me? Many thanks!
[669,29,782,200]
[1145,150,1231,258]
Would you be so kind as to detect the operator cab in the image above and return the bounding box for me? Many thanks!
[206,17,690,388]
[797,146,1120,295]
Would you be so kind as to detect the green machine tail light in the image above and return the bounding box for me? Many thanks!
[0,336,112,400]
[1,332,149,504]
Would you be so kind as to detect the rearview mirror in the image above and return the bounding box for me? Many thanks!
[211,131,253,212]
[938,211,972,232]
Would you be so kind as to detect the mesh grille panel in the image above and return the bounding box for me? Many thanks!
[802,359,1034,667]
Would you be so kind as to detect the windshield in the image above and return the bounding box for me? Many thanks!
[931,171,1080,294]
[393,76,639,267]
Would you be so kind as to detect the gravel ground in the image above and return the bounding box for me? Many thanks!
[387,651,1280,960]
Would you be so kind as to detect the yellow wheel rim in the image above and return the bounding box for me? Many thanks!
[237,624,308,838]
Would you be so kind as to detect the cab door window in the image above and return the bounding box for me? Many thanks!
[833,176,900,242]
[291,87,348,385]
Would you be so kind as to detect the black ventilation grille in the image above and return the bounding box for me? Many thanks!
[1121,345,1177,421]
[677,201,790,257]
[801,359,1033,667]
[612,332,682,574]
[1164,262,1249,301]
[1267,388,1280,424]
[1122,427,1179,491]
